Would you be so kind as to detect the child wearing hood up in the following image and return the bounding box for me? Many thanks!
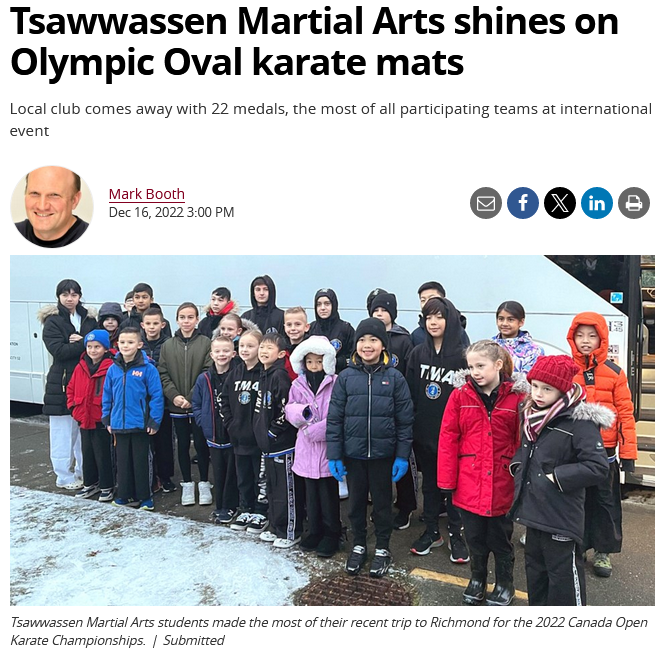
[405,297,469,563]
[308,288,355,374]
[241,275,285,336]
[285,336,342,558]
[567,312,637,580]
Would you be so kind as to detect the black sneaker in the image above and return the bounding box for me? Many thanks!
[393,510,413,530]
[410,530,444,556]
[210,509,236,525]
[300,534,323,552]
[246,514,269,535]
[369,548,392,578]
[162,480,177,493]
[449,533,470,564]
[345,546,367,575]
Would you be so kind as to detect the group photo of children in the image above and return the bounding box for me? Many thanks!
[34,259,639,607]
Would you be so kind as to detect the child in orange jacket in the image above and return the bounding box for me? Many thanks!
[567,312,637,579]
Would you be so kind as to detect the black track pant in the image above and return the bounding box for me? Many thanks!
[304,476,342,540]
[346,456,393,550]
[265,452,305,540]
[210,446,239,511]
[151,411,174,482]
[115,431,152,502]
[583,458,623,554]
[461,508,513,558]
[417,449,463,535]
[235,453,267,515]
[172,415,209,482]
[81,427,114,490]
[525,527,586,606]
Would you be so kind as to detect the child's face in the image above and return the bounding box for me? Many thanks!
[210,293,229,312]
[316,297,333,319]
[118,333,142,360]
[372,307,392,328]
[86,341,106,363]
[177,307,199,336]
[254,283,269,306]
[284,314,309,344]
[238,335,260,365]
[530,380,563,409]
[132,291,153,313]
[219,319,241,339]
[574,324,600,355]
[496,310,524,339]
[124,297,134,312]
[102,317,119,334]
[141,314,166,340]
[258,340,285,369]
[210,340,236,367]
[419,289,443,308]
[356,335,384,365]
[305,353,324,373]
[425,313,446,339]
[58,290,80,313]
[467,351,503,393]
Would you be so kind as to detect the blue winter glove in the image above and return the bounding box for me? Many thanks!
[392,457,408,483]
[328,459,347,482]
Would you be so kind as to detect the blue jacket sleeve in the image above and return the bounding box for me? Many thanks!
[191,373,206,429]
[326,373,348,460]
[146,364,164,429]
[101,368,114,427]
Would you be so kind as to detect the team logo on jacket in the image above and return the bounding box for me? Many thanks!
[425,382,441,399]
[131,370,143,377]
[265,391,272,407]
[389,354,399,367]
[330,339,342,351]
[238,391,251,405]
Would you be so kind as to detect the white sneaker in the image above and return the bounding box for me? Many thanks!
[57,478,84,490]
[339,476,349,500]
[273,537,301,549]
[259,530,278,543]
[198,481,213,506]
[181,481,195,506]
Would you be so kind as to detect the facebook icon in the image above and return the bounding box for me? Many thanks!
[507,187,539,219]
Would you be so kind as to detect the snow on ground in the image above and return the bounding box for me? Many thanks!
[10,486,311,606]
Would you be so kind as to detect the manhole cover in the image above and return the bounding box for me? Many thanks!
[295,574,414,606]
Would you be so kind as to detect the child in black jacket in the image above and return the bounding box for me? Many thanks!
[327,318,414,578]
[510,355,611,606]
[253,333,304,548]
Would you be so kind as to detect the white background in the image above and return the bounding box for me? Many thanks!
[3,0,658,635]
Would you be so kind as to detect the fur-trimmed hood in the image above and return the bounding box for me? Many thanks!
[37,303,98,325]
[289,335,337,376]
[211,317,259,340]
[452,368,530,394]
[569,400,616,429]
[201,300,240,317]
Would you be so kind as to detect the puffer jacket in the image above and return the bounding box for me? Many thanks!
[101,350,164,433]
[437,371,527,517]
[158,330,212,414]
[509,400,613,544]
[192,365,231,448]
[285,335,338,479]
[326,352,414,461]
[567,312,637,459]
[492,330,545,375]
[66,351,114,429]
[198,300,240,339]
[39,303,98,416]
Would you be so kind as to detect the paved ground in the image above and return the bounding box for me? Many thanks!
[10,406,655,607]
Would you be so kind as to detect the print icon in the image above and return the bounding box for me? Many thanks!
[544,187,576,218]
[618,188,650,218]
[507,187,539,219]
[470,188,502,218]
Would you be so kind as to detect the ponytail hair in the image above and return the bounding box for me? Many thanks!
[466,339,513,379]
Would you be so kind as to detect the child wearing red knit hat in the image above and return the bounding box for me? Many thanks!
[509,355,612,606]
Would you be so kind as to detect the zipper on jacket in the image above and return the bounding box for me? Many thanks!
[367,371,372,458]
[122,369,127,430]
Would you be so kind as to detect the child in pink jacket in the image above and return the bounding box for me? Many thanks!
[285,336,341,558]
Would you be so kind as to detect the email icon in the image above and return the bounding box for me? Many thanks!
[476,196,496,211]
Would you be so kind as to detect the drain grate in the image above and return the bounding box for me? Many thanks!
[295,574,414,606]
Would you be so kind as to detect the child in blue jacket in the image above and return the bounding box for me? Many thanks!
[102,327,164,510]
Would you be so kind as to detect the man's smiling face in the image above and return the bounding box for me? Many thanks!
[24,166,81,241]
